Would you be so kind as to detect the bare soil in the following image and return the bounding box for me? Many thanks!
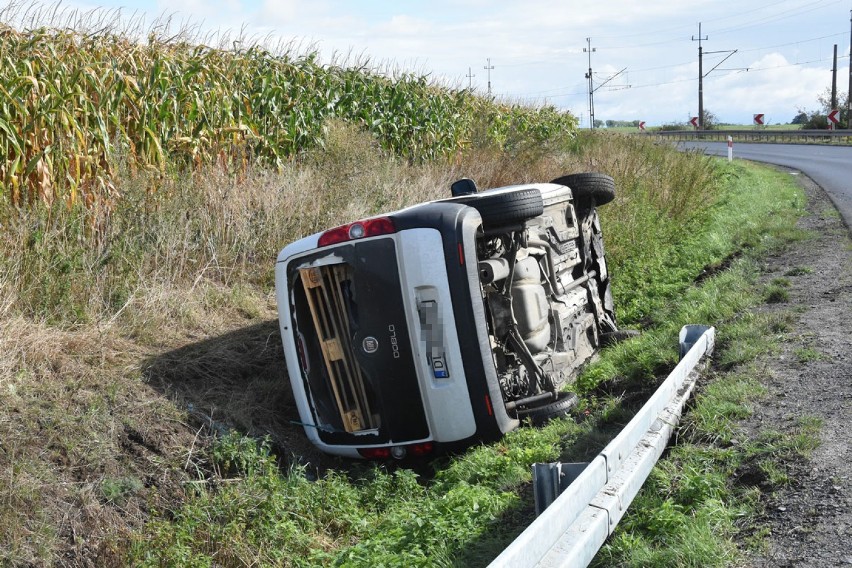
[740,172,852,566]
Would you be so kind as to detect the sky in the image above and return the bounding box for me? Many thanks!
[12,0,852,126]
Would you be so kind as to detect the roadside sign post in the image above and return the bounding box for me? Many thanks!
[689,116,699,130]
[727,136,733,162]
[638,121,646,132]
[753,114,764,127]
[828,109,840,130]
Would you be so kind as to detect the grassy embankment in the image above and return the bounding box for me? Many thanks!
[587,157,818,566]
[0,15,818,568]
[2,129,812,566]
[124,141,813,568]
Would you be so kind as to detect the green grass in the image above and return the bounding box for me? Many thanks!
[1,125,721,564]
[129,424,583,567]
[784,266,813,276]
[794,347,824,363]
[764,284,790,303]
[581,160,815,566]
[593,368,823,567]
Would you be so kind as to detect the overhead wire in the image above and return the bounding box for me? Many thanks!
[505,25,849,99]
[594,0,844,50]
[591,0,796,40]
[507,50,847,104]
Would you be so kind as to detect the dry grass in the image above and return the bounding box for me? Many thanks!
[0,316,193,565]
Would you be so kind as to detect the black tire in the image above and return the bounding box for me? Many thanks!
[551,173,616,206]
[452,188,544,228]
[518,392,579,426]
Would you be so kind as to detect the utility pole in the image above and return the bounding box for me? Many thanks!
[848,9,852,128]
[692,23,742,130]
[692,23,708,129]
[483,58,494,96]
[584,38,596,129]
[831,44,838,111]
[466,67,476,90]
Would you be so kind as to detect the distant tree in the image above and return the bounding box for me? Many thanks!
[605,120,616,128]
[817,88,849,127]
[791,111,808,125]
[802,111,829,130]
[798,88,849,129]
[701,109,718,130]
[594,119,604,128]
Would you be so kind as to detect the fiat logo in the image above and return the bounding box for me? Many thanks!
[362,336,379,354]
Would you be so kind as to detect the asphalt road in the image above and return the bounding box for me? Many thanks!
[678,141,852,229]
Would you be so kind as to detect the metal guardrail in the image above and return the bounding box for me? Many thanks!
[652,129,852,144]
[489,325,716,568]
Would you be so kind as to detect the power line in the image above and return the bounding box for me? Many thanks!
[596,0,845,51]
[737,31,848,53]
[712,0,845,35]
[505,29,849,100]
[506,54,842,105]
[591,0,796,41]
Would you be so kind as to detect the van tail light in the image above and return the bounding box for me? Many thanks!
[318,217,396,247]
[357,442,435,460]
[408,442,434,457]
[357,447,392,460]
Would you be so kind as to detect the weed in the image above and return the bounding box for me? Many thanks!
[784,266,813,276]
[683,372,766,444]
[764,284,790,303]
[758,460,790,487]
[101,477,144,505]
[794,347,824,363]
[792,416,823,456]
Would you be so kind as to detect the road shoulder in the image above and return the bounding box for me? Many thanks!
[741,171,852,567]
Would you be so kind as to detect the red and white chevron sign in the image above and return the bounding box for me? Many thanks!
[828,109,840,124]
[689,116,699,128]
[753,114,764,125]
[639,121,646,131]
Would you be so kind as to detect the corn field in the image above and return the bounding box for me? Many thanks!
[0,8,578,211]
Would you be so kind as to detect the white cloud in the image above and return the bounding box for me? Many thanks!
[375,14,433,36]
[153,0,245,25]
[52,0,850,124]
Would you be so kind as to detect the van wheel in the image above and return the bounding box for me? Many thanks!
[452,188,544,228]
[551,172,616,206]
[519,392,579,426]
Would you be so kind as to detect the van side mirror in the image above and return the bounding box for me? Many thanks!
[451,178,477,196]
